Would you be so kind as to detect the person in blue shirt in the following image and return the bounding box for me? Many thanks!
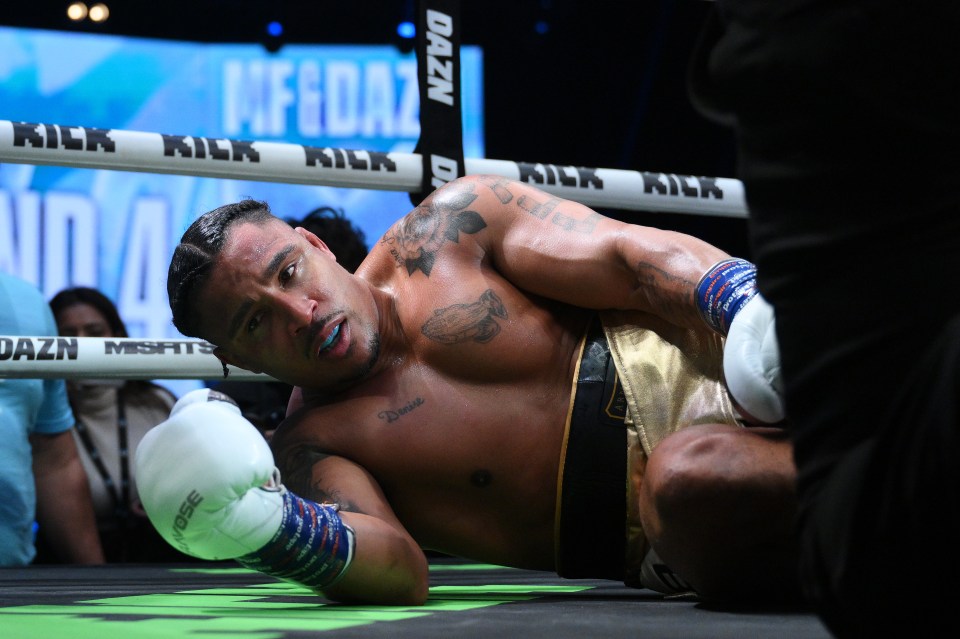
[0,270,103,566]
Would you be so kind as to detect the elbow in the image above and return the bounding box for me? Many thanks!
[324,546,430,606]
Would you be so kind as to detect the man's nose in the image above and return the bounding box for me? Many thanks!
[281,295,317,335]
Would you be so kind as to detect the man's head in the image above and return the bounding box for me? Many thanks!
[168,199,381,389]
[168,199,275,339]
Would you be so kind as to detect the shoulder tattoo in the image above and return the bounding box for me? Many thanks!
[380,181,487,276]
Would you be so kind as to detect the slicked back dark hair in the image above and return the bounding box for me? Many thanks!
[167,199,276,338]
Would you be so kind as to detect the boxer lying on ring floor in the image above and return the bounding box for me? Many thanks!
[138,174,796,606]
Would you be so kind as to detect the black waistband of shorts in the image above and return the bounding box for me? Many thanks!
[556,317,629,580]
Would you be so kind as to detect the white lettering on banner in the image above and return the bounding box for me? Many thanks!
[0,188,176,340]
[298,60,322,137]
[326,61,359,137]
[396,61,420,137]
[0,190,41,284]
[117,197,171,339]
[269,60,296,136]
[222,58,420,140]
[425,10,455,107]
[43,192,96,294]
[362,61,395,137]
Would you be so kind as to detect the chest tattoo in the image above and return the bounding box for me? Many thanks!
[377,396,425,423]
[421,289,508,344]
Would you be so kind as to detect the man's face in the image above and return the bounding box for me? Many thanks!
[195,218,379,389]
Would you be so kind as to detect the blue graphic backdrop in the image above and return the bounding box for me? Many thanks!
[0,26,484,345]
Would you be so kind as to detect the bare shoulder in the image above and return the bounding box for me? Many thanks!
[372,175,543,277]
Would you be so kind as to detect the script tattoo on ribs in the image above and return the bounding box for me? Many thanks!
[421,289,508,344]
[381,183,487,276]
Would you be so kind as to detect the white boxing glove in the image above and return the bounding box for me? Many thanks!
[135,392,282,559]
[168,387,241,418]
[135,388,355,590]
[723,293,785,424]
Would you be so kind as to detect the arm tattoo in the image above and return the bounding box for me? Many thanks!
[279,446,361,513]
[421,289,508,344]
[635,261,695,289]
[478,175,515,203]
[516,190,600,234]
[517,194,561,220]
[380,182,487,276]
[552,211,603,234]
[635,261,698,316]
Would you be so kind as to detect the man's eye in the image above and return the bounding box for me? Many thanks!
[246,314,262,333]
[280,264,295,284]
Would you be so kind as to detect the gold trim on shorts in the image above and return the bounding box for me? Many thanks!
[599,309,740,586]
[553,329,589,571]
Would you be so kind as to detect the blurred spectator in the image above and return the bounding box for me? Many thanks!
[0,271,104,566]
[210,205,369,434]
[45,286,194,563]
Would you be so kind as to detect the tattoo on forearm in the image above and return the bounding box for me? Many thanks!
[377,396,425,423]
[635,261,697,315]
[278,446,361,513]
[380,182,487,276]
[635,261,694,289]
[421,289,508,344]
[277,446,326,494]
[307,485,359,514]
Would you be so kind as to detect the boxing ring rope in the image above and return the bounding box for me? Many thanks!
[0,118,747,380]
[0,337,271,380]
[0,120,748,218]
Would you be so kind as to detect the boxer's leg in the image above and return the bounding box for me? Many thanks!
[638,423,801,603]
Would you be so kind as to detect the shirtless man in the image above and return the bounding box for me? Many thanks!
[136,175,796,606]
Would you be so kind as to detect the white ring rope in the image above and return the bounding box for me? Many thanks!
[0,336,272,381]
[0,120,748,218]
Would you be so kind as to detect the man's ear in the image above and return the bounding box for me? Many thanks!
[294,226,334,257]
[213,347,262,375]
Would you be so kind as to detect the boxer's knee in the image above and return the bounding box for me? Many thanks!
[639,424,801,602]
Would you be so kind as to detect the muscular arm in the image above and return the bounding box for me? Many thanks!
[277,444,429,604]
[389,174,731,330]
[30,430,104,564]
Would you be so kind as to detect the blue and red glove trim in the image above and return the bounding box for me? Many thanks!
[695,259,758,335]
[237,490,355,592]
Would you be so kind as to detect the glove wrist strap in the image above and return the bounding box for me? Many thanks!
[238,490,355,592]
[695,258,758,335]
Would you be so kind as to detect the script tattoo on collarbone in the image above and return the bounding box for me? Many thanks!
[421,289,508,344]
[381,185,487,276]
[377,396,425,423]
